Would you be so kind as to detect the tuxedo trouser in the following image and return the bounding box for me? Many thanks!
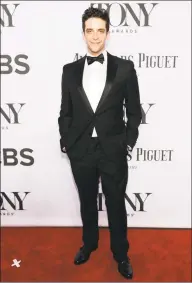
[70,137,129,262]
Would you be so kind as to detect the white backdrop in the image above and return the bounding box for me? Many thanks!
[1,1,191,227]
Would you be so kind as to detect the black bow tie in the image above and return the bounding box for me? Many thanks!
[87,53,104,65]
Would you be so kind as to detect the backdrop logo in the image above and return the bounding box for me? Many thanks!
[128,148,174,162]
[0,3,19,31]
[90,2,158,33]
[0,148,34,166]
[123,103,155,125]
[74,54,83,61]
[0,192,30,216]
[121,54,179,68]
[1,103,25,130]
[0,54,30,74]
[98,192,152,217]
[74,53,179,69]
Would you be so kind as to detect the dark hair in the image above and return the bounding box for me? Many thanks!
[82,7,110,32]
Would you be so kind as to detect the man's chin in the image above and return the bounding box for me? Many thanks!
[89,47,103,54]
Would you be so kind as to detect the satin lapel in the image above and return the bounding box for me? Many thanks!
[76,56,94,115]
[95,52,118,113]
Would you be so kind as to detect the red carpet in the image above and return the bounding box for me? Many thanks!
[1,228,191,281]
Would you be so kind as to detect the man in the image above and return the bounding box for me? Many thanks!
[58,7,142,280]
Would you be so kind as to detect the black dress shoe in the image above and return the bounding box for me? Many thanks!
[118,258,133,279]
[74,246,97,265]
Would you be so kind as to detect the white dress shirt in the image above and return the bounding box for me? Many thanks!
[82,49,107,137]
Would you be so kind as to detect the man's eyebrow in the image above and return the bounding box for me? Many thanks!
[86,28,105,31]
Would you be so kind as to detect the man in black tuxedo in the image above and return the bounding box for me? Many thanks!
[58,7,142,279]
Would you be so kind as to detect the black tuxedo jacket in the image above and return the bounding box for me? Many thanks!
[58,52,142,161]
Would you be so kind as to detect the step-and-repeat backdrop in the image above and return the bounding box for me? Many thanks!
[1,1,191,227]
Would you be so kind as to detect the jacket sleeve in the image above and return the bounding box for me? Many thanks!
[58,65,73,151]
[124,61,142,149]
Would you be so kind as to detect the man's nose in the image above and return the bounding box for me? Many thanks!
[92,32,99,39]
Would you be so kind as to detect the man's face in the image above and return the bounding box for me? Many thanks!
[83,17,109,56]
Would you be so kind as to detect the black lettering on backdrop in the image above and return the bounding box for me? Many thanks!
[124,103,155,125]
[0,192,30,211]
[0,3,19,28]
[91,3,158,27]
[0,103,25,124]
[98,193,152,212]
[125,193,151,212]
[0,54,30,74]
[138,54,179,68]
[141,103,155,124]
[136,149,174,161]
[1,148,34,166]
[73,53,83,61]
